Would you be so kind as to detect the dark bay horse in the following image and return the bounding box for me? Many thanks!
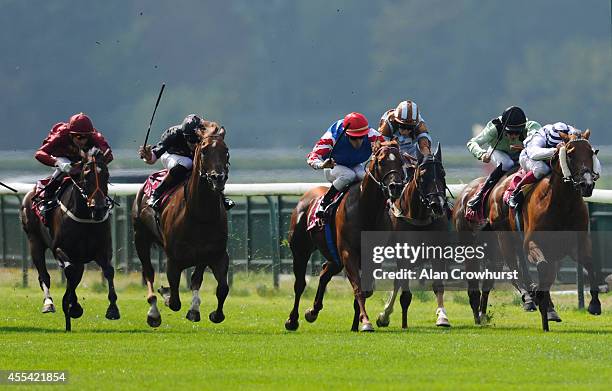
[20,148,118,331]
[376,145,453,328]
[489,130,603,331]
[452,165,537,324]
[132,123,230,327]
[284,140,405,332]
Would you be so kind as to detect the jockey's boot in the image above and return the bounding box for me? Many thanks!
[39,175,64,216]
[467,164,505,212]
[148,165,190,212]
[316,185,340,219]
[507,171,537,209]
[222,196,235,210]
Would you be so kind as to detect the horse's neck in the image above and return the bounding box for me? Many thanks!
[546,163,582,212]
[185,171,221,221]
[62,182,88,217]
[359,174,385,225]
[399,179,428,220]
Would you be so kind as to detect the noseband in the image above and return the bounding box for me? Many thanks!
[197,135,230,188]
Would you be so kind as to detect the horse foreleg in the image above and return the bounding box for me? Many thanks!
[433,260,450,327]
[61,260,84,332]
[98,259,120,320]
[344,257,373,332]
[376,277,401,328]
[166,261,182,312]
[577,237,603,315]
[399,288,412,329]
[535,257,556,332]
[305,260,341,324]
[186,264,205,322]
[466,259,481,324]
[208,252,229,324]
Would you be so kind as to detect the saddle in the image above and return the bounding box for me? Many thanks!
[306,190,347,231]
[464,182,495,224]
[143,169,187,209]
[503,169,537,207]
[32,176,72,226]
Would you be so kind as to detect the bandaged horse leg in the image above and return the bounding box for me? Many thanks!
[433,259,450,327]
[186,264,205,322]
[376,278,401,327]
[305,260,342,323]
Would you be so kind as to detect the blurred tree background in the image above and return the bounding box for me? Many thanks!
[1,0,610,151]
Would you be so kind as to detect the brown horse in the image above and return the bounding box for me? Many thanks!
[452,164,538,324]
[20,148,118,331]
[132,123,230,327]
[376,145,453,328]
[487,130,602,331]
[284,140,405,332]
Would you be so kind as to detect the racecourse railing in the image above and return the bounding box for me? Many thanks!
[1,183,611,307]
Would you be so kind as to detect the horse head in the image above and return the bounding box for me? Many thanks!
[366,139,406,201]
[78,147,111,221]
[412,143,448,218]
[557,129,598,197]
[194,122,230,193]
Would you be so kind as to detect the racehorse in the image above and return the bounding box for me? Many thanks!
[490,130,603,331]
[20,148,118,331]
[284,140,405,332]
[132,123,230,328]
[452,164,538,325]
[376,145,453,328]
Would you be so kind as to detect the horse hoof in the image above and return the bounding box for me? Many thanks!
[147,314,162,328]
[473,313,481,325]
[547,310,562,322]
[186,310,201,322]
[523,301,537,312]
[436,308,451,327]
[168,300,181,312]
[360,323,375,332]
[105,304,120,320]
[69,303,83,319]
[376,314,390,328]
[284,318,299,331]
[158,286,171,305]
[304,309,318,323]
[209,310,225,324]
[588,301,602,316]
[42,303,56,313]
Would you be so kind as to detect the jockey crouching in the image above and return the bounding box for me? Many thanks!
[139,114,235,212]
[465,106,541,217]
[506,122,601,209]
[379,100,432,179]
[34,113,113,216]
[307,112,385,219]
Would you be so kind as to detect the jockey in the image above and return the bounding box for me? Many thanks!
[507,122,600,208]
[307,112,385,218]
[34,113,113,213]
[379,100,432,156]
[139,114,234,211]
[466,106,541,213]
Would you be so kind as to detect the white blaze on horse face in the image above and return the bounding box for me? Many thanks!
[190,289,201,312]
[389,153,396,161]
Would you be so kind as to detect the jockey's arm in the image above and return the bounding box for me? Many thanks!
[91,132,113,164]
[467,121,496,160]
[306,130,335,170]
[525,133,556,160]
[416,131,432,155]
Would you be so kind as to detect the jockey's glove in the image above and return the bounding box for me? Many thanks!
[57,161,72,173]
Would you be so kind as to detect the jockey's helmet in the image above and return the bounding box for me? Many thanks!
[343,112,370,137]
[501,106,527,134]
[181,114,203,143]
[68,113,95,135]
[393,100,421,129]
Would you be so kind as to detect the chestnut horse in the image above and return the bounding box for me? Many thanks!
[20,148,118,331]
[132,123,230,327]
[376,145,453,328]
[284,140,405,332]
[489,130,603,331]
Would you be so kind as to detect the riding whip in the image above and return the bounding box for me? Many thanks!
[143,83,166,147]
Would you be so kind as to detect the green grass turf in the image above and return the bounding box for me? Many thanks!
[0,270,611,390]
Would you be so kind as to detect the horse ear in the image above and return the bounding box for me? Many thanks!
[594,148,599,155]
[560,132,570,141]
[583,129,591,140]
[434,142,442,162]
[218,126,226,139]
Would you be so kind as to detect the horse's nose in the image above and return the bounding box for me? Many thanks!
[388,182,403,198]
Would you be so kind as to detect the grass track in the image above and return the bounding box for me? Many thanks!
[0,271,611,390]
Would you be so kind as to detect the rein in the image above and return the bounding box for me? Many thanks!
[363,145,406,199]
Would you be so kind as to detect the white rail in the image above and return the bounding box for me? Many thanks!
[1,182,612,204]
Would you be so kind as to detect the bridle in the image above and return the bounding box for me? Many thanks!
[364,145,406,200]
[554,138,598,190]
[197,134,230,189]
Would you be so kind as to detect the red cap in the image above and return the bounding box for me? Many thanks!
[342,112,369,137]
[68,113,95,135]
